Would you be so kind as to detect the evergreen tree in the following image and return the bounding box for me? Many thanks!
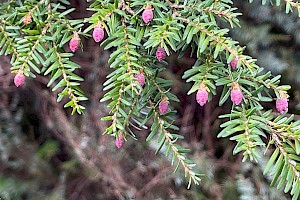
[0,0,300,199]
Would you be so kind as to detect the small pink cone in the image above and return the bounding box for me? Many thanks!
[135,73,145,87]
[115,133,124,149]
[230,58,238,69]
[69,33,80,53]
[14,72,25,87]
[156,47,166,62]
[93,27,104,43]
[142,5,153,23]
[159,98,169,115]
[196,88,208,106]
[276,98,288,114]
[230,83,243,105]
[231,89,243,105]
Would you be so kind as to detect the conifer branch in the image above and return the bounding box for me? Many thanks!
[111,81,125,134]
[241,75,281,94]
[122,89,142,129]
[3,0,300,195]
[121,20,137,93]
[269,132,300,198]
[271,132,300,177]
[166,6,256,73]
[51,42,85,114]
[149,100,201,188]
[118,0,135,15]
[18,22,51,72]
[284,0,300,12]
[165,0,237,21]
[0,20,19,60]
[27,0,46,15]
[187,19,254,70]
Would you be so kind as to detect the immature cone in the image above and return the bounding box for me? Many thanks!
[230,83,243,105]
[69,32,80,53]
[14,71,25,87]
[93,26,104,43]
[156,47,166,62]
[142,5,153,23]
[115,133,124,149]
[23,13,32,25]
[230,58,238,69]
[135,73,145,87]
[159,98,169,115]
[276,98,288,114]
[196,84,208,106]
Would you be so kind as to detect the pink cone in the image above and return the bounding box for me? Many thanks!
[196,89,208,106]
[231,89,243,105]
[276,98,288,114]
[230,58,238,69]
[93,27,104,43]
[142,9,153,23]
[135,73,145,86]
[156,47,166,62]
[14,72,25,87]
[69,34,80,53]
[159,99,169,115]
[115,134,124,149]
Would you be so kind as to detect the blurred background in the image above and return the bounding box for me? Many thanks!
[0,1,299,199]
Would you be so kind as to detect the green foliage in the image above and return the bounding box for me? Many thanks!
[0,176,31,200]
[1,0,300,197]
[0,0,87,114]
[219,107,267,162]
[236,154,290,200]
[37,139,60,160]
[230,0,300,87]
[263,114,300,200]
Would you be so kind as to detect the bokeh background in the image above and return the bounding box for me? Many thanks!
[0,1,299,199]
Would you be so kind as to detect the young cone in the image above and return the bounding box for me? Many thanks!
[276,91,288,114]
[142,4,153,23]
[230,83,243,105]
[14,71,25,87]
[115,133,124,149]
[196,83,208,106]
[69,32,80,53]
[276,98,288,114]
[93,25,104,43]
[159,98,169,115]
[156,47,166,62]
[135,73,145,87]
[230,58,238,69]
